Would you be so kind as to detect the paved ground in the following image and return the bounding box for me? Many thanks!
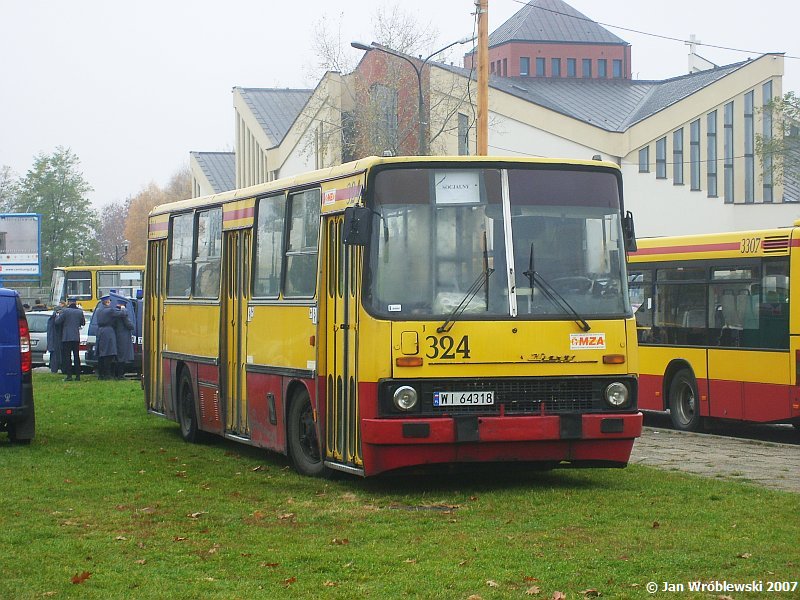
[630,423,800,493]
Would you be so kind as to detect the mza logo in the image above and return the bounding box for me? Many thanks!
[570,333,606,350]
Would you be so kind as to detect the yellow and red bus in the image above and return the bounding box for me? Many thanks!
[628,226,798,431]
[50,265,144,308]
[144,155,642,477]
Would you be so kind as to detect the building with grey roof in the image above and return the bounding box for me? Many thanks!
[190,151,235,198]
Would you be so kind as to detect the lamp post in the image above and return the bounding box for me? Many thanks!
[351,37,474,155]
[114,240,129,265]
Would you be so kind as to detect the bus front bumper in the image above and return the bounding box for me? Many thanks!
[359,412,643,475]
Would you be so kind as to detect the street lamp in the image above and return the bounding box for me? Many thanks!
[114,240,129,265]
[351,36,474,155]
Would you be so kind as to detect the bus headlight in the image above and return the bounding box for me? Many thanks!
[393,386,418,411]
[604,382,629,408]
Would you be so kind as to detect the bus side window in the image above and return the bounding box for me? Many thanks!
[284,189,320,298]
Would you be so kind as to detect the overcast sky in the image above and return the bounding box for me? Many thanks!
[1,0,797,210]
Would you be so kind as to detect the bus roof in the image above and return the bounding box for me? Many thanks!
[53,265,145,271]
[149,155,621,217]
[629,225,799,262]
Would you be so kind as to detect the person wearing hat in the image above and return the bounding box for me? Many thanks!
[112,300,135,379]
[54,297,85,381]
[95,294,119,380]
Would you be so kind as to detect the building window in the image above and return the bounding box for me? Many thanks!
[613,59,623,78]
[520,57,530,76]
[598,59,607,78]
[567,58,576,77]
[551,58,561,77]
[744,90,754,203]
[458,113,470,156]
[763,81,774,202]
[724,101,734,203]
[582,58,592,78]
[673,128,684,185]
[536,57,546,77]
[656,137,667,179]
[370,83,398,153]
[503,58,507,76]
[690,119,701,191]
[707,110,718,197]
[638,146,649,173]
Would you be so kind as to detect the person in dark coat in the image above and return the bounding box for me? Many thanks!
[94,295,118,380]
[112,301,134,379]
[46,300,66,373]
[54,297,85,381]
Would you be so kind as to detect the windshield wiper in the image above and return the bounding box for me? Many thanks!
[437,267,494,333]
[438,232,494,334]
[522,243,591,332]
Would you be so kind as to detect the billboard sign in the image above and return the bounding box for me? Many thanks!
[0,213,41,276]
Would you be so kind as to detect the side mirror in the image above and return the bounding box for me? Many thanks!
[342,206,372,246]
[623,211,637,253]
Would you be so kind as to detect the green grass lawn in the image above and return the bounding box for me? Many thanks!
[1,372,798,599]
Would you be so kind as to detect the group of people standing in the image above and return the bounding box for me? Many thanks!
[94,295,135,380]
[45,295,134,381]
[47,297,85,381]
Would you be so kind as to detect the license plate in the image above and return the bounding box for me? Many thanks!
[433,391,494,407]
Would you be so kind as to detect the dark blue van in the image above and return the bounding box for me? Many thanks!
[0,288,35,443]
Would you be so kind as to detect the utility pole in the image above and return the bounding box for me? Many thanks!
[476,0,489,155]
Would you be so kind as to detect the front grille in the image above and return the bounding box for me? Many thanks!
[379,377,634,417]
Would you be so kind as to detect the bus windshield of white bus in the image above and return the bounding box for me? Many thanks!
[364,166,630,320]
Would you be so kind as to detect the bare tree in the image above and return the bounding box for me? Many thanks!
[0,165,17,212]
[298,4,475,162]
[97,200,130,264]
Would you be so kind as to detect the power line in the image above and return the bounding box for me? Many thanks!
[506,0,800,60]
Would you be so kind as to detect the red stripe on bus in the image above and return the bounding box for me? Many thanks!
[223,206,255,221]
[336,186,362,201]
[631,241,741,256]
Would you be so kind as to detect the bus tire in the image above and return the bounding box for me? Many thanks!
[668,368,703,432]
[287,388,329,478]
[177,370,204,443]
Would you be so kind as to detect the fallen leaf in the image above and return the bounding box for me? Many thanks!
[467,595,483,600]
[525,585,541,595]
[283,576,297,586]
[114,536,127,541]
[260,562,280,568]
[134,559,146,565]
[331,538,349,545]
[523,576,540,583]
[553,592,567,600]
[652,521,660,528]
[580,589,600,597]
[404,558,417,564]
[278,513,295,521]
[187,511,206,519]
[486,580,499,588]
[718,596,734,600]
[737,552,752,559]
[323,581,337,587]
[174,536,188,542]
[252,465,266,472]
[71,571,91,585]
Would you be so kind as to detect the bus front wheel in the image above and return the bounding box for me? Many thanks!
[668,369,703,432]
[177,370,204,443]
[287,389,328,477]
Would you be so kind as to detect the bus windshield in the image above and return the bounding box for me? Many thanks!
[365,166,630,320]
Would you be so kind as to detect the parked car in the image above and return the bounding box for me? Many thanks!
[43,311,93,373]
[0,288,35,443]
[25,311,50,366]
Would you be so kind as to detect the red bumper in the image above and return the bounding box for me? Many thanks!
[359,412,643,476]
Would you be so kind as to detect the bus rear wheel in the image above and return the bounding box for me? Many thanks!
[287,389,329,478]
[668,368,703,432]
[177,370,204,443]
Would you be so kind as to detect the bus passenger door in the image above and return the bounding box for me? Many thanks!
[221,229,251,438]
[145,239,167,413]
[324,216,362,469]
